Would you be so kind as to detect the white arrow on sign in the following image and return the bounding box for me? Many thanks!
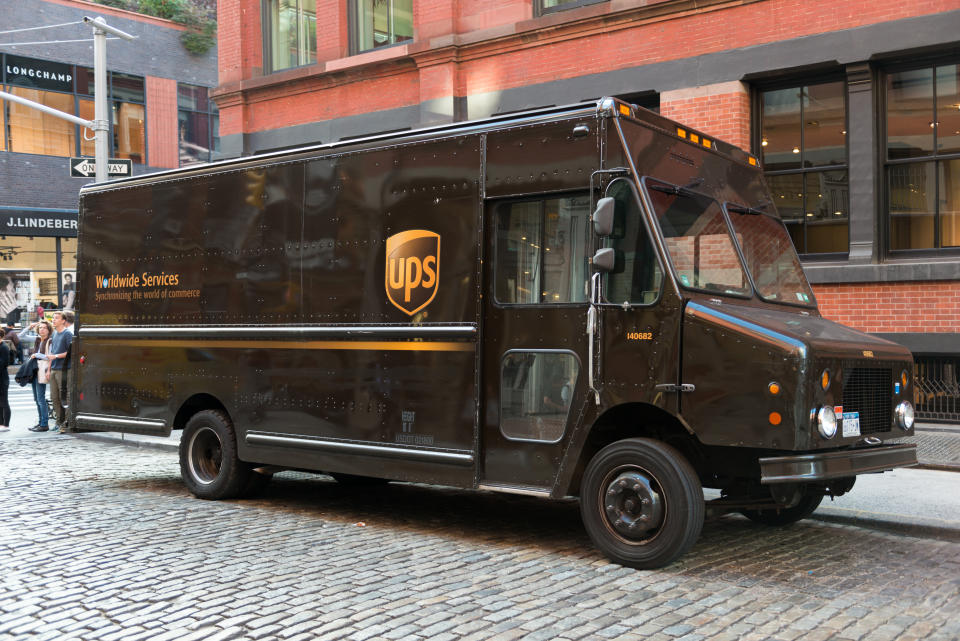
[71,159,96,177]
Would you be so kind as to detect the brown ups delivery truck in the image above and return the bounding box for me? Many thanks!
[74,98,918,568]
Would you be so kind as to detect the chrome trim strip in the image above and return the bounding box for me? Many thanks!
[686,302,808,358]
[245,432,475,466]
[80,325,478,339]
[478,484,551,497]
[75,413,167,433]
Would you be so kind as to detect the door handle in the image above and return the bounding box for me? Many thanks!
[655,383,696,393]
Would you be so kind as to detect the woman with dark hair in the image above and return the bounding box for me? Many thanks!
[0,328,10,432]
[26,321,53,432]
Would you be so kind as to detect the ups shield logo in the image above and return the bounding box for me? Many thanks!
[385,230,440,316]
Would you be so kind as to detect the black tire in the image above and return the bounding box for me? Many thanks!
[179,410,251,500]
[741,491,824,526]
[330,473,389,486]
[580,438,704,569]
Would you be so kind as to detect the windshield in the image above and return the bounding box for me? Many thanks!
[725,204,816,306]
[643,179,751,297]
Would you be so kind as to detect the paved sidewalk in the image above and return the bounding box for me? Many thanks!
[74,421,960,470]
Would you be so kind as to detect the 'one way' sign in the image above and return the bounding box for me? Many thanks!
[70,157,133,178]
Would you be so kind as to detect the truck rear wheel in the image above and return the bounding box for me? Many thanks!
[180,410,251,500]
[580,438,703,569]
[741,491,823,526]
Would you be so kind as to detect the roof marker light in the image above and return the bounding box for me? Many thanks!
[619,104,631,116]
[677,128,687,139]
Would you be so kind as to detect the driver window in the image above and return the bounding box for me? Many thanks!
[495,194,589,304]
[605,181,663,305]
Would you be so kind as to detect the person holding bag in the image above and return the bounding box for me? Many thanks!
[27,321,53,432]
[0,328,10,432]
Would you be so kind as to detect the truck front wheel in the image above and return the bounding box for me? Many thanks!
[180,410,251,500]
[580,438,704,569]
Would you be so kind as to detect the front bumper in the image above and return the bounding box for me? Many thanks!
[760,443,917,484]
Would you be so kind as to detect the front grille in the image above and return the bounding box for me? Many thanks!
[841,366,893,435]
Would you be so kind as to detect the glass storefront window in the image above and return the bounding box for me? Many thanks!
[0,236,76,321]
[352,0,412,54]
[2,56,146,160]
[759,81,848,255]
[265,0,317,72]
[885,62,960,251]
[113,102,146,163]
[6,88,75,156]
[887,68,934,160]
[178,84,219,166]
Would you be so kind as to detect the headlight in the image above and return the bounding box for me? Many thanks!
[896,401,914,430]
[817,406,837,439]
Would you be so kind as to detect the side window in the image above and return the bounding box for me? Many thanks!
[604,180,663,305]
[494,194,589,304]
[500,351,579,442]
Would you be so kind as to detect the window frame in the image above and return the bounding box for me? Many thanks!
[262,0,317,74]
[348,0,414,56]
[498,348,581,444]
[177,83,219,167]
[491,190,592,309]
[536,0,608,17]
[882,58,960,256]
[754,76,850,260]
[0,56,147,162]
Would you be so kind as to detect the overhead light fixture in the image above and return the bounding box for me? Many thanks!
[761,137,769,147]
[792,147,800,154]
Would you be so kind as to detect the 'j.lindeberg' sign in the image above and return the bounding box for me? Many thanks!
[4,54,73,92]
[0,210,78,238]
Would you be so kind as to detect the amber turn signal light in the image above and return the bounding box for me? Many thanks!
[768,412,782,426]
[768,382,780,396]
[820,369,830,391]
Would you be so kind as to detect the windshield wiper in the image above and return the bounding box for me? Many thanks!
[727,203,769,217]
[649,178,702,197]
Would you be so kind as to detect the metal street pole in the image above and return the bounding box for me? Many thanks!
[83,16,135,183]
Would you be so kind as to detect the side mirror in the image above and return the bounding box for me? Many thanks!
[593,197,615,236]
[592,247,617,273]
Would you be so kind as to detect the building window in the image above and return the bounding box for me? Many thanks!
[1,55,146,162]
[111,73,146,164]
[886,62,960,251]
[352,0,412,54]
[537,0,607,15]
[759,81,848,255]
[264,0,317,72]
[5,88,76,156]
[178,84,220,166]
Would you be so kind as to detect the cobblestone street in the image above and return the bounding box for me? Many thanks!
[1,436,958,641]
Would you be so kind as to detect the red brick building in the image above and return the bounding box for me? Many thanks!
[213,0,960,419]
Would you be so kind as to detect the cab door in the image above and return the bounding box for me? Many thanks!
[480,193,591,491]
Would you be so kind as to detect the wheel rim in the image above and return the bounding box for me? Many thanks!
[188,426,223,485]
[599,466,665,544]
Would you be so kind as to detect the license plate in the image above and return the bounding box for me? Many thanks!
[842,412,860,437]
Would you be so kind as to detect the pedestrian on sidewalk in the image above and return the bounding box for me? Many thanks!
[49,311,73,433]
[27,321,53,433]
[0,328,11,432]
[4,321,21,365]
